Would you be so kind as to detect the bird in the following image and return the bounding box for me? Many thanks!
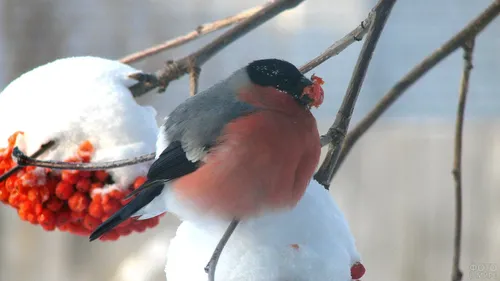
[89,58,325,241]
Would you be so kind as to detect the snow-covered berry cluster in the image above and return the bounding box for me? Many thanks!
[0,132,161,240]
[0,56,161,241]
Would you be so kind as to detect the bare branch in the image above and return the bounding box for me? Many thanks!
[451,38,475,281]
[119,5,265,64]
[129,0,305,98]
[331,0,500,178]
[128,72,162,97]
[9,1,389,173]
[0,140,55,183]
[189,63,202,96]
[299,14,373,74]
[12,147,155,170]
[3,2,497,180]
[205,219,240,281]
[314,0,397,189]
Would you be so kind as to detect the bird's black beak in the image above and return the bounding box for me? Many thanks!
[294,76,314,106]
[299,76,313,87]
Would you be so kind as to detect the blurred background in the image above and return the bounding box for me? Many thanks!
[1,0,499,280]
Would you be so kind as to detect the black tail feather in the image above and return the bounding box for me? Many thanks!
[89,181,164,241]
[89,206,134,241]
[123,179,166,200]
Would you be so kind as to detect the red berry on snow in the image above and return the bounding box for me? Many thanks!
[351,262,366,280]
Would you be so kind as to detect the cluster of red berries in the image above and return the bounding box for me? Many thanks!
[0,131,161,241]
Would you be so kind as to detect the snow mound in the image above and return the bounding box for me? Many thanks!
[166,180,362,281]
[0,56,158,187]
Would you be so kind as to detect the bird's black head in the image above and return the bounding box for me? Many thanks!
[246,59,321,107]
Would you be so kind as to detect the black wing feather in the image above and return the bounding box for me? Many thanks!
[89,141,198,241]
[147,141,199,180]
[89,183,164,241]
[124,142,199,200]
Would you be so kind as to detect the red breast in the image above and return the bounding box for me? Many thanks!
[171,85,321,219]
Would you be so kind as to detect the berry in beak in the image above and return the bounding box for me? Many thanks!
[300,74,325,108]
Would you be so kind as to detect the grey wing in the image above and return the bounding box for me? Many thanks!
[161,79,257,162]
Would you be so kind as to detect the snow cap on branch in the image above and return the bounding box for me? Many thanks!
[0,56,158,187]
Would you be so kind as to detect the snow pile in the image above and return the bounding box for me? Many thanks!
[0,56,158,187]
[166,180,362,281]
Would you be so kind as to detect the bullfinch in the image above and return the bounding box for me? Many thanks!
[89,58,324,241]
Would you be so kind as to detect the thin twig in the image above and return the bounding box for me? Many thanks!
[451,38,475,281]
[331,0,500,178]
[299,14,373,74]
[128,0,305,97]
[11,2,385,172]
[126,0,375,97]
[120,5,265,64]
[12,147,155,170]
[0,140,56,183]
[314,0,397,189]
[205,219,240,281]
[189,63,202,96]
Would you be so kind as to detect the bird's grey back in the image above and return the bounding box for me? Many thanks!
[162,68,257,161]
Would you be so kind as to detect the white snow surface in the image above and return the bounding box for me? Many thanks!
[0,56,158,187]
[166,180,362,281]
